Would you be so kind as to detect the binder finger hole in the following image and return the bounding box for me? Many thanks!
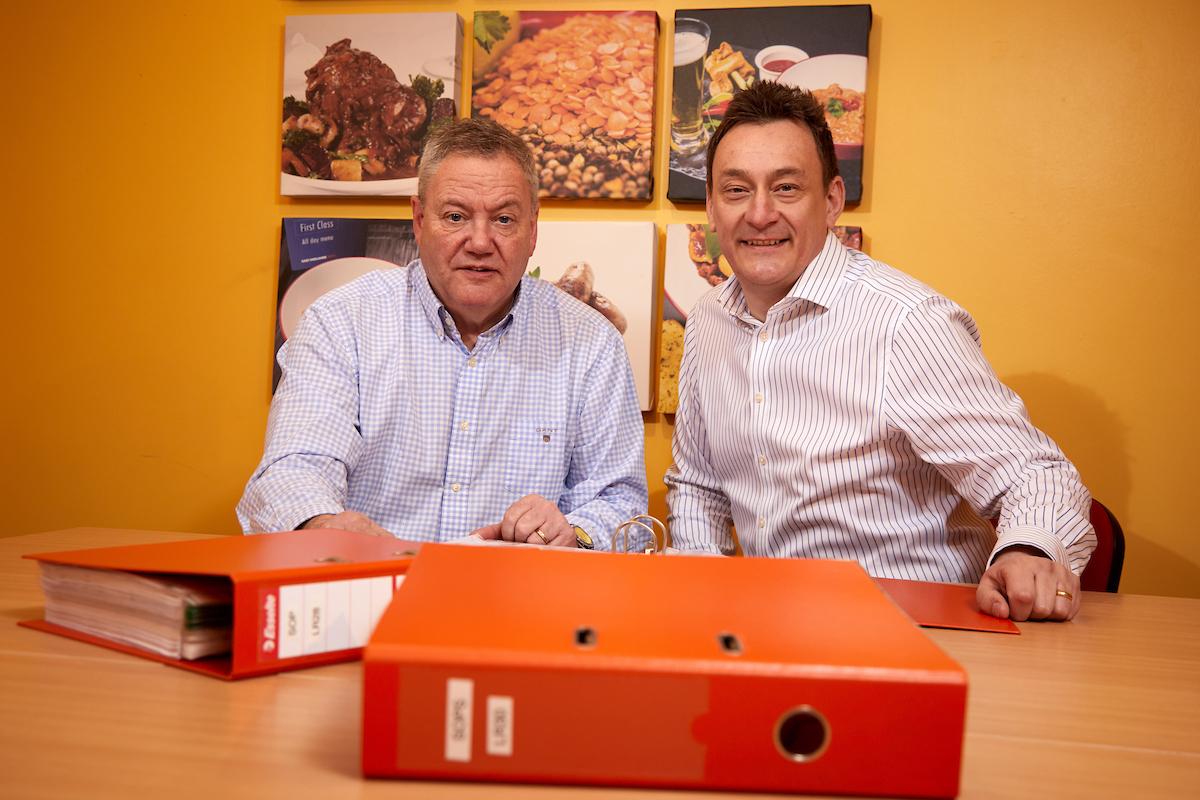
[774,706,830,763]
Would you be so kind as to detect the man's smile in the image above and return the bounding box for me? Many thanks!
[739,237,789,248]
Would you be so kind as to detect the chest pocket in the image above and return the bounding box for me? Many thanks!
[504,422,569,500]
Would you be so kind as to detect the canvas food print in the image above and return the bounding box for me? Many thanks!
[667,5,871,204]
[472,10,658,199]
[281,14,462,196]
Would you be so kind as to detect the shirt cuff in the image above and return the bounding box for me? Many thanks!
[281,502,344,533]
[987,525,1071,571]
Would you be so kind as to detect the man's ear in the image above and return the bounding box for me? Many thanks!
[705,191,716,232]
[411,197,425,239]
[528,204,539,257]
[825,176,846,228]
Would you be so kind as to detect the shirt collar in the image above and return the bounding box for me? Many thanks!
[717,229,850,321]
[785,230,850,311]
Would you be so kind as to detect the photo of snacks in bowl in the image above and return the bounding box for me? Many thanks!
[471,10,658,199]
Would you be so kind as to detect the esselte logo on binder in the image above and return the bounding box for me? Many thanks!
[445,678,473,762]
[261,592,277,653]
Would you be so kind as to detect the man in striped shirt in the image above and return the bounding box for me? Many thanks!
[666,82,1094,621]
[238,119,647,550]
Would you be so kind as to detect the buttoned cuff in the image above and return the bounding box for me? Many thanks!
[987,525,1071,572]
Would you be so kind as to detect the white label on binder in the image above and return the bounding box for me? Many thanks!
[278,584,304,659]
[325,579,351,652]
[349,578,372,647]
[303,581,327,655]
[369,575,393,633]
[445,678,474,762]
[486,696,514,756]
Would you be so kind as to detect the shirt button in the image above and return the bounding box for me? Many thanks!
[451,483,461,493]
[460,421,469,431]
[758,330,768,342]
[757,517,766,529]
[468,357,478,368]
[758,454,767,466]
[754,393,763,404]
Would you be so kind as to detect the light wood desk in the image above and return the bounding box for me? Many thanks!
[2,529,1197,799]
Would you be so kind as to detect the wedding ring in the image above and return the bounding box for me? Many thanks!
[1055,589,1074,601]
[533,528,548,544]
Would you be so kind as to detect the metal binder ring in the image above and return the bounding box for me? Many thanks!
[630,514,667,552]
[614,520,662,551]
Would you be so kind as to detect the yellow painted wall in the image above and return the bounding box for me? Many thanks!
[5,0,1197,597]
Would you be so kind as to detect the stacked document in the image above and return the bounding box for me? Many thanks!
[39,562,233,660]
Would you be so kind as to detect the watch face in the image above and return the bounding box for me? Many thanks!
[574,526,594,549]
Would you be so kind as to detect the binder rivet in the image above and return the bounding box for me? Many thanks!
[773,706,831,763]
[717,632,742,655]
[574,627,597,648]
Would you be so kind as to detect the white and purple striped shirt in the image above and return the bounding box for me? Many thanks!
[666,232,1095,581]
[237,261,647,547]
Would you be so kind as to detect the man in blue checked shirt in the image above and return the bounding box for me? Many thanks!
[237,118,647,550]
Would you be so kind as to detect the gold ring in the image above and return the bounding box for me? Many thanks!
[533,529,548,544]
[1055,589,1073,601]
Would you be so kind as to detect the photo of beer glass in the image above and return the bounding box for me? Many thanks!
[671,18,710,156]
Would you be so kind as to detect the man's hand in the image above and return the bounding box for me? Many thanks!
[977,545,1081,621]
[302,510,393,538]
[470,495,577,547]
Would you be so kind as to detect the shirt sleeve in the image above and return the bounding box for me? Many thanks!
[558,328,650,552]
[235,301,364,533]
[883,296,1096,574]
[663,309,735,555]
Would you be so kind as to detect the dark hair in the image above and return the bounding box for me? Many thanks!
[705,81,839,190]
[419,117,540,207]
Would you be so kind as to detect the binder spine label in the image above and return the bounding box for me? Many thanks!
[486,695,514,757]
[257,574,400,663]
[445,678,474,762]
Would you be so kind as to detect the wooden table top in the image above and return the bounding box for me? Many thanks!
[2,528,1197,799]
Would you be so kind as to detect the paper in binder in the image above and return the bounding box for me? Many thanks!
[21,529,420,679]
[362,543,968,797]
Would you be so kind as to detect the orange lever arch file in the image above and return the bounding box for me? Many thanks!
[362,545,968,797]
[21,529,420,679]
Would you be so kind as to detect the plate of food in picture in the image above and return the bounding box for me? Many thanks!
[664,223,732,320]
[280,14,460,197]
[777,54,867,157]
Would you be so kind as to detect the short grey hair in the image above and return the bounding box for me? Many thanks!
[418,118,540,208]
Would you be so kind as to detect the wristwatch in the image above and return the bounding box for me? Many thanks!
[573,525,594,550]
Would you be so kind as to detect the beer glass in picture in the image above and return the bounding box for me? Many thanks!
[671,18,710,155]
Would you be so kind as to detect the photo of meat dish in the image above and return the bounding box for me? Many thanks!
[280,13,462,196]
[282,39,454,182]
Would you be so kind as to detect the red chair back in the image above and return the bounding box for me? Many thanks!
[1080,499,1125,593]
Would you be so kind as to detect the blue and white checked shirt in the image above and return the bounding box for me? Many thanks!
[666,232,1096,582]
[237,261,647,547]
